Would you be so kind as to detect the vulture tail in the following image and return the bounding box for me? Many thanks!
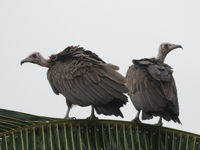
[161,114,182,124]
[164,102,182,124]
[142,110,181,124]
[170,115,182,124]
[94,98,127,118]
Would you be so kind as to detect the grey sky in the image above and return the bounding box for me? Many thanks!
[1,0,200,134]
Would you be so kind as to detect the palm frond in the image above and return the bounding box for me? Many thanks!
[0,109,199,150]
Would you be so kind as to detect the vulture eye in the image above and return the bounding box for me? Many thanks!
[164,44,168,49]
[32,54,37,58]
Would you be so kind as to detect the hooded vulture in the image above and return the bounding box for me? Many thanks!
[21,46,128,119]
[126,43,182,125]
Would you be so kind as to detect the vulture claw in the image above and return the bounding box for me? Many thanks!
[86,106,99,120]
[132,118,142,124]
[86,115,98,120]
[64,117,76,120]
[155,122,163,127]
[154,117,163,127]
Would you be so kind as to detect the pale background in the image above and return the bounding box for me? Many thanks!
[1,0,200,134]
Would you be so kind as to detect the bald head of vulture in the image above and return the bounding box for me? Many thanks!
[157,43,183,62]
[21,46,128,119]
[21,52,50,68]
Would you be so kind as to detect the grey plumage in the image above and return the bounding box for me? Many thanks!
[126,43,182,124]
[21,46,128,118]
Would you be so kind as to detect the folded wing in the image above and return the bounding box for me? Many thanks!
[47,46,128,117]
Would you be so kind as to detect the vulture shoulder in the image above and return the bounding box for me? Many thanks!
[132,58,173,82]
[47,46,128,107]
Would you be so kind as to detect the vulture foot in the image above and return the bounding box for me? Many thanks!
[87,106,98,120]
[155,122,163,127]
[132,118,142,123]
[64,117,76,120]
[86,115,98,120]
[155,117,163,126]
[132,111,141,123]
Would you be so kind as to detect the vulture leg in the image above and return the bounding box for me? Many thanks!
[156,117,163,126]
[87,106,98,120]
[65,107,70,118]
[64,99,75,119]
[132,110,141,123]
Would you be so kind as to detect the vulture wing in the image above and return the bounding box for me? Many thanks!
[47,46,128,117]
[126,58,180,123]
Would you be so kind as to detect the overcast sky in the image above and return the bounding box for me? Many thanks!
[1,0,200,134]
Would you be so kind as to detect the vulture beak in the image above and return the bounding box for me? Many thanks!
[20,57,31,65]
[169,44,183,51]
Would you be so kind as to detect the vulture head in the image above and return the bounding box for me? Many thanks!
[157,42,183,62]
[20,52,50,67]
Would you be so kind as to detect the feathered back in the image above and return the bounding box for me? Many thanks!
[49,46,105,64]
[50,46,84,62]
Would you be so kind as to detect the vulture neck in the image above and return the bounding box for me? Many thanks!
[156,51,166,62]
[39,56,51,68]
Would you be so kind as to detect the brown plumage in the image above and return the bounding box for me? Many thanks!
[126,43,182,125]
[21,46,128,119]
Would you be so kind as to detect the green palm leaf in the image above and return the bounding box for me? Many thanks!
[0,109,199,150]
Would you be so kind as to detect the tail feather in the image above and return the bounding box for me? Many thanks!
[142,111,181,124]
[94,98,127,118]
[168,115,182,124]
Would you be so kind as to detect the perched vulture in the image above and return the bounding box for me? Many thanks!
[126,43,182,126]
[21,46,128,119]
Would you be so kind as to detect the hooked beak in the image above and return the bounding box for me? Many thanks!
[170,44,183,51]
[20,57,31,65]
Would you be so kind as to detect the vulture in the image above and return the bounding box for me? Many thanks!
[126,43,182,126]
[21,46,128,119]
